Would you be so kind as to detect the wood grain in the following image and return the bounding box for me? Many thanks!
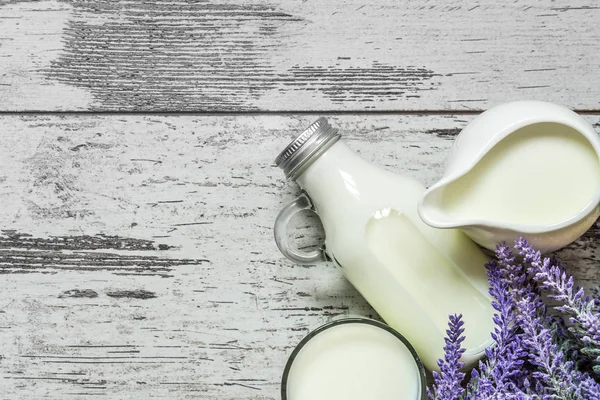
[0,0,599,112]
[0,114,598,399]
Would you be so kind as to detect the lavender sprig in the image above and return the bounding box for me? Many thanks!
[430,238,600,399]
[514,289,581,399]
[465,258,526,399]
[507,239,593,399]
[516,238,600,371]
[428,314,466,400]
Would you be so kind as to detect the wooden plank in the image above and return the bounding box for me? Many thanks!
[0,114,598,399]
[0,0,599,112]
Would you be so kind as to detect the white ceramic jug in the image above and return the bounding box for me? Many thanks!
[419,101,600,254]
[274,118,495,371]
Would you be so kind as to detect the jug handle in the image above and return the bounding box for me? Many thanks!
[274,193,328,265]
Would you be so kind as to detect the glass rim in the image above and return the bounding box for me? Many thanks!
[280,317,428,400]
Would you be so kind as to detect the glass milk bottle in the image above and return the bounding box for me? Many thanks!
[274,118,495,370]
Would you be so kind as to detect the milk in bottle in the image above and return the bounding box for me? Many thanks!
[274,118,494,370]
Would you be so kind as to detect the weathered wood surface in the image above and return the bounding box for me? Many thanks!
[1,0,599,112]
[0,115,598,399]
[2,0,599,398]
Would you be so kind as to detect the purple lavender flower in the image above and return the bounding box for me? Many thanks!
[516,238,600,372]
[514,289,580,398]
[580,375,600,400]
[428,314,466,400]
[465,258,526,399]
[430,238,600,399]
[505,239,597,398]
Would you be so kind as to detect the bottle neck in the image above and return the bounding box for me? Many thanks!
[296,140,370,213]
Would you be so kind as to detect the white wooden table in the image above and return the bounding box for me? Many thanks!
[0,1,599,399]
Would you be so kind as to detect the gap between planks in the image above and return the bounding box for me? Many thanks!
[1,110,600,116]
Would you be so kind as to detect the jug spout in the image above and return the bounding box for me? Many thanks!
[419,186,504,255]
[418,185,467,230]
